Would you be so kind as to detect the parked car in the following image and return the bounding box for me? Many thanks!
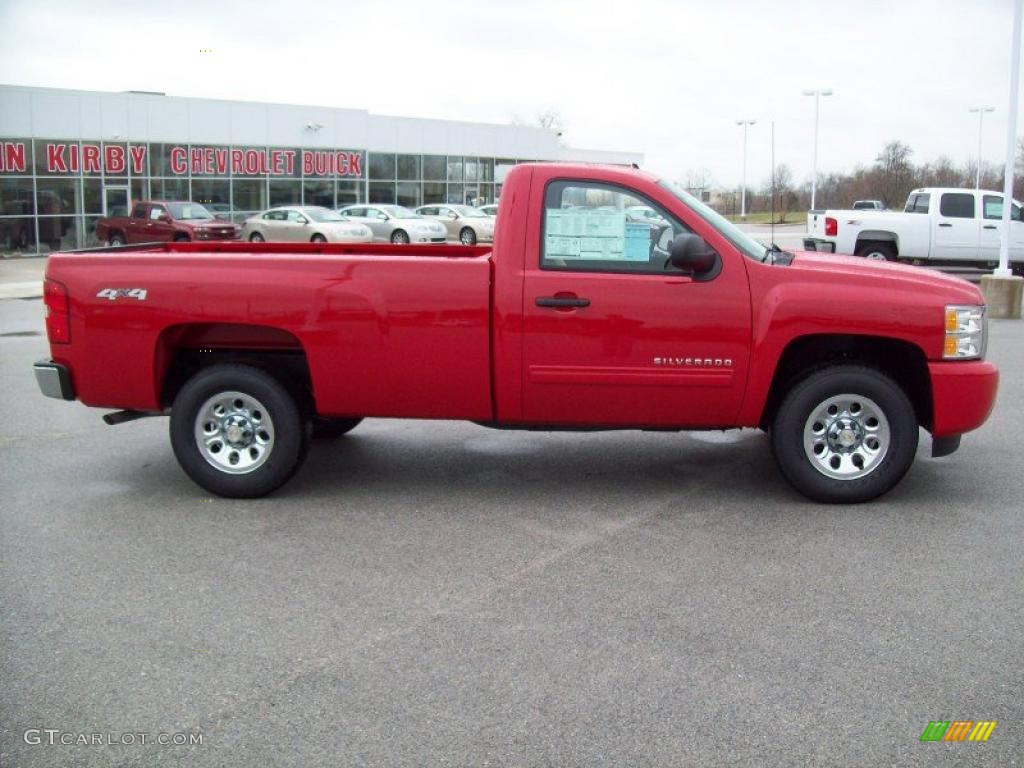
[35,163,997,504]
[240,206,372,243]
[336,204,446,244]
[805,187,1024,273]
[414,204,496,245]
[851,200,888,211]
[96,201,239,245]
[478,204,499,217]
[204,203,234,220]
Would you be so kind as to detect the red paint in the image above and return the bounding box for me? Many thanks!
[104,145,126,174]
[0,141,27,172]
[170,147,187,174]
[45,164,998,449]
[129,145,147,174]
[46,144,68,173]
[95,201,239,248]
[82,144,101,173]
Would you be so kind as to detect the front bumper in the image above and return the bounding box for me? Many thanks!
[802,238,836,253]
[929,359,999,439]
[34,359,75,401]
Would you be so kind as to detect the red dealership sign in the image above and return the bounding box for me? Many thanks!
[0,141,363,177]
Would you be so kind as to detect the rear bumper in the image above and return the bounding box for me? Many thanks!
[929,359,999,438]
[34,359,75,401]
[802,238,836,253]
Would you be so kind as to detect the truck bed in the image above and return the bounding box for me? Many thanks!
[49,241,495,420]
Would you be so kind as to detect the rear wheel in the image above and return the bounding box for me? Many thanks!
[170,364,310,498]
[770,365,918,503]
[109,233,125,247]
[391,229,410,245]
[249,232,265,242]
[855,241,897,261]
[311,234,327,243]
[459,227,477,246]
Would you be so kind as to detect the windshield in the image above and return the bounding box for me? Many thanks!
[452,204,487,217]
[304,207,345,223]
[657,180,767,262]
[167,202,213,220]
[380,205,421,218]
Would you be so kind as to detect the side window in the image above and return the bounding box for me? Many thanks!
[420,207,437,216]
[939,193,975,219]
[149,205,166,220]
[286,210,303,223]
[914,193,930,214]
[982,195,1022,221]
[541,181,691,273]
[132,204,147,219]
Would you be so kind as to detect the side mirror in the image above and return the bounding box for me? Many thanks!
[297,216,309,225]
[669,233,720,280]
[158,212,171,222]
[447,212,458,220]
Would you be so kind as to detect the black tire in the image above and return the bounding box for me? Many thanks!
[459,227,477,246]
[311,234,327,243]
[855,241,897,262]
[173,234,190,243]
[109,233,125,247]
[249,232,264,242]
[312,416,363,439]
[770,365,918,503]
[391,229,409,245]
[170,364,310,498]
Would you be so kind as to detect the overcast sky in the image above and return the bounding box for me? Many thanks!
[0,0,1017,188]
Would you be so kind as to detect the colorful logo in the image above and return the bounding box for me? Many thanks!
[920,721,997,742]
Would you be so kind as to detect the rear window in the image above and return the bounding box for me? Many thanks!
[904,194,930,214]
[939,193,975,219]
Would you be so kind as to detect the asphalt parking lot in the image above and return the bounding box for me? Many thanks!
[1,267,1022,767]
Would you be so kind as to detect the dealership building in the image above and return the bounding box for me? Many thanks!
[0,84,642,254]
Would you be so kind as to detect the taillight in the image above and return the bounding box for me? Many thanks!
[824,217,838,237]
[43,278,70,344]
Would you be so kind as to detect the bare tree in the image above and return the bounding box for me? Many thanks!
[511,108,567,145]
[874,141,914,207]
[682,167,713,200]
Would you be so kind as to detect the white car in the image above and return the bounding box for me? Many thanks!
[241,206,372,243]
[414,204,495,245]
[805,187,1024,273]
[478,204,499,217]
[337,204,447,244]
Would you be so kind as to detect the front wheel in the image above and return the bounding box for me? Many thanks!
[109,233,125,247]
[459,227,477,246]
[771,365,918,503]
[390,229,410,245]
[311,234,327,243]
[170,364,310,498]
[249,232,265,242]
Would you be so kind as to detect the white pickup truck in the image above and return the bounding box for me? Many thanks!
[804,187,1024,274]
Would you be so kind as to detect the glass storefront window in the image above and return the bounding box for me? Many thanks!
[447,157,463,182]
[270,180,301,207]
[422,155,446,181]
[465,159,479,183]
[83,179,102,214]
[233,179,267,212]
[397,154,420,181]
[1,214,35,252]
[396,182,419,208]
[368,153,396,181]
[191,179,230,206]
[37,216,79,252]
[446,184,464,205]
[368,182,395,204]
[150,144,175,176]
[336,180,362,207]
[131,178,148,203]
[1,178,35,216]
[153,178,188,200]
[36,178,79,215]
[303,179,333,208]
[480,159,494,182]
[83,217,102,247]
[422,182,445,204]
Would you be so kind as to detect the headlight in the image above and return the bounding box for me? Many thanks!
[943,304,987,359]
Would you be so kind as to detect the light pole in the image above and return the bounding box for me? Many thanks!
[802,88,833,209]
[736,119,755,218]
[968,106,995,189]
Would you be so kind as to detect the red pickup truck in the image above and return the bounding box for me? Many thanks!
[34,163,998,503]
[96,201,239,245]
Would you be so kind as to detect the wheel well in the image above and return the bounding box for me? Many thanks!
[760,335,932,431]
[855,232,898,254]
[157,323,314,414]
[173,233,190,242]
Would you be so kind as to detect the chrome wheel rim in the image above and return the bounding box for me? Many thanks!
[864,250,888,261]
[194,391,274,475]
[460,229,474,245]
[392,232,408,244]
[803,393,890,480]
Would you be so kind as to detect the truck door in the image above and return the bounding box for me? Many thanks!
[932,191,980,261]
[520,178,752,427]
[147,204,175,242]
[126,203,149,243]
[979,194,1024,262]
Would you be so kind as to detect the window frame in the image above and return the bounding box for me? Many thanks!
[939,192,976,219]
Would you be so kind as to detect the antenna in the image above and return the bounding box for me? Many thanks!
[770,120,775,250]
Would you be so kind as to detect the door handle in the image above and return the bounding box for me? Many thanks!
[938,222,953,227]
[983,224,998,229]
[535,296,590,309]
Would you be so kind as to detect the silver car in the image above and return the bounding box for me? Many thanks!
[240,206,372,243]
[414,204,495,245]
[337,204,447,244]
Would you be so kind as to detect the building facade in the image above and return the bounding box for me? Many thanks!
[0,84,642,255]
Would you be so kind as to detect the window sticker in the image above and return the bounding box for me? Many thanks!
[545,208,648,262]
